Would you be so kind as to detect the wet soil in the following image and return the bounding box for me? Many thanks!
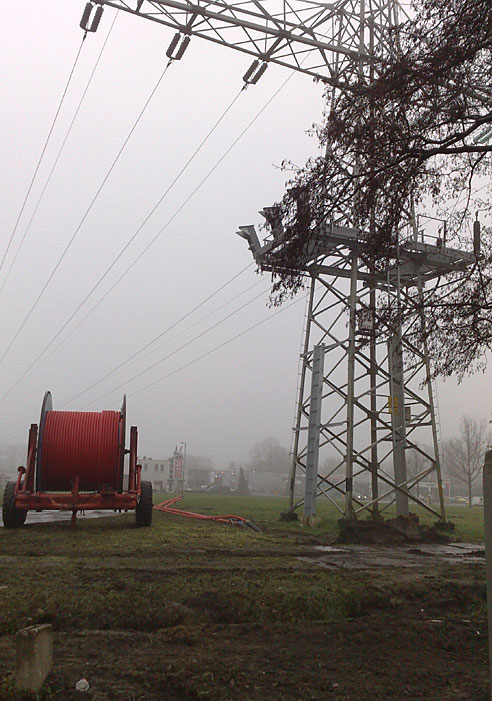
[336,514,453,545]
[0,514,489,699]
[1,608,487,700]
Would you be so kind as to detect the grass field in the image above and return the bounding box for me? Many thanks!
[0,493,488,699]
[155,492,486,541]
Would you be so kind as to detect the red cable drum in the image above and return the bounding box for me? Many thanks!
[39,410,123,492]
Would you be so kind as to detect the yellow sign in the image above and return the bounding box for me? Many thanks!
[387,396,398,414]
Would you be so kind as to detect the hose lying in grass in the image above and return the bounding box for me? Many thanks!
[153,496,261,532]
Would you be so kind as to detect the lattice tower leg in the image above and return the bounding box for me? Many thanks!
[388,327,409,517]
[369,287,380,518]
[304,344,325,521]
[344,249,358,520]
[418,277,446,522]
[288,278,315,511]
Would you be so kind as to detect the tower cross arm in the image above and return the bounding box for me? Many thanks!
[93,0,381,83]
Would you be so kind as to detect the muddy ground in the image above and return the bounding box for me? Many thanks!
[0,510,489,700]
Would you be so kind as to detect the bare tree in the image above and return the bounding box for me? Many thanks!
[406,446,430,499]
[262,0,492,379]
[237,467,250,495]
[248,437,291,474]
[443,415,488,506]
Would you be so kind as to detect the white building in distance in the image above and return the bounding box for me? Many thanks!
[138,456,172,493]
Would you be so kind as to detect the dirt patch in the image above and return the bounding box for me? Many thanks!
[1,614,488,700]
[337,514,452,545]
[184,591,237,623]
[0,511,488,699]
[0,560,488,699]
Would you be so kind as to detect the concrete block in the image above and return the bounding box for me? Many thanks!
[15,623,53,693]
[483,450,492,692]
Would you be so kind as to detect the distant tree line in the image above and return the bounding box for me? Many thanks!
[247,437,291,474]
[442,415,489,506]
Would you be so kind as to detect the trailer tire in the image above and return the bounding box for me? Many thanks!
[136,481,153,527]
[2,481,24,528]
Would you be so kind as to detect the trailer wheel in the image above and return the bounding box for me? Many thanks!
[2,481,24,528]
[136,481,153,527]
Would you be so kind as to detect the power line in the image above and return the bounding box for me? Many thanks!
[0,290,301,445]
[0,57,173,369]
[48,84,245,342]
[127,295,303,400]
[0,13,119,296]
[160,278,265,346]
[60,263,255,407]
[1,68,296,403]
[81,286,270,408]
[104,278,268,382]
[454,181,490,208]
[0,34,87,277]
[52,66,296,347]
[0,85,245,403]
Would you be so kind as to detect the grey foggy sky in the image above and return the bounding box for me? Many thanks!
[1,1,490,470]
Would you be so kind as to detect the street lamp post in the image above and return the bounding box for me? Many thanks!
[180,442,187,490]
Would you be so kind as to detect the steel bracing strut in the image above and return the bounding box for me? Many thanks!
[82,0,398,84]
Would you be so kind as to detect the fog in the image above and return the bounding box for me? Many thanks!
[1,1,490,472]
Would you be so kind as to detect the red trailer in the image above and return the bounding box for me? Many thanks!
[2,392,152,528]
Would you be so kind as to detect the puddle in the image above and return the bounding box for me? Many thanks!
[0,508,124,527]
[298,542,485,571]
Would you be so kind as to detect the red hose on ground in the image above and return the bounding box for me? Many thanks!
[154,496,261,531]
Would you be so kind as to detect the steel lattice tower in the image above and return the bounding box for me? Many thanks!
[239,220,475,522]
[83,1,476,523]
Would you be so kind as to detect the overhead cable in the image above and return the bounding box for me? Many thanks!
[60,263,255,406]
[81,286,270,408]
[1,292,301,445]
[0,86,245,403]
[0,13,119,297]
[96,279,269,382]
[56,64,297,341]
[0,34,87,278]
[127,296,303,400]
[1,68,296,403]
[0,57,173,369]
[156,278,265,347]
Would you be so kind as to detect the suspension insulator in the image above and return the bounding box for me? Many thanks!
[90,5,104,32]
[174,35,191,60]
[242,60,259,84]
[251,62,268,84]
[474,218,481,258]
[80,2,94,30]
[166,32,181,58]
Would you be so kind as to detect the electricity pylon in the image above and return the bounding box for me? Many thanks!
[239,218,475,522]
[81,2,475,523]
